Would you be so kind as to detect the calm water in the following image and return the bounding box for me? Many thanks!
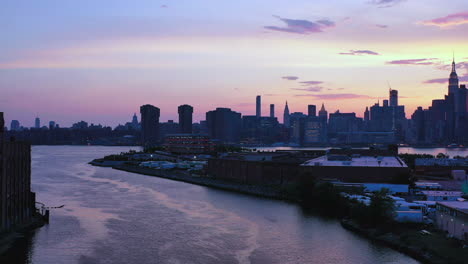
[3,146,421,264]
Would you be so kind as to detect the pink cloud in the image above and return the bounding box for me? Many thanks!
[282,76,299,80]
[424,75,468,84]
[291,86,323,92]
[339,50,380,56]
[299,81,323,85]
[265,16,335,34]
[375,24,388,29]
[420,11,468,27]
[294,93,374,100]
[386,58,438,65]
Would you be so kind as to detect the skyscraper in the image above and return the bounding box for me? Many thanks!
[206,108,241,143]
[256,95,261,118]
[389,89,398,107]
[34,117,40,129]
[140,104,160,149]
[308,105,316,117]
[270,104,275,118]
[283,101,290,127]
[318,103,328,123]
[49,121,56,130]
[448,57,459,95]
[178,104,193,134]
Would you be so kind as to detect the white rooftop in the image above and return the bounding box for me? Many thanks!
[301,155,407,168]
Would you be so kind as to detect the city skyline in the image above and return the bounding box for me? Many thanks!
[1,0,468,127]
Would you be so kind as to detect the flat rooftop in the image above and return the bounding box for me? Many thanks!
[437,201,468,214]
[421,191,463,196]
[301,155,407,168]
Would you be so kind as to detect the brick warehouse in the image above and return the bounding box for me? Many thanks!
[0,113,37,233]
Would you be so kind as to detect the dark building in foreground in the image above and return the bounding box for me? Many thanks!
[178,104,193,134]
[0,113,37,233]
[140,104,160,149]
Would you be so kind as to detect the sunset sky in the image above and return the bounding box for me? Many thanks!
[1,0,468,127]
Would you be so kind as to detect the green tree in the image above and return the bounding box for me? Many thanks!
[368,188,396,227]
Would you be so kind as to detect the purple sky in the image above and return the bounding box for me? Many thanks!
[1,0,468,128]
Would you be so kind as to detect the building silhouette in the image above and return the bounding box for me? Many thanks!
[206,108,241,143]
[283,101,290,127]
[308,105,316,117]
[0,113,37,233]
[270,104,275,118]
[10,120,20,131]
[318,103,328,123]
[390,89,398,107]
[140,104,160,149]
[178,104,193,134]
[409,57,468,144]
[160,120,179,140]
[34,117,40,129]
[256,95,261,118]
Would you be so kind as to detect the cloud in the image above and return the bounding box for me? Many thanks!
[294,93,374,100]
[160,5,168,8]
[339,50,380,56]
[264,93,285,96]
[369,0,405,8]
[386,58,438,65]
[282,76,299,81]
[291,86,323,92]
[420,12,468,27]
[424,75,468,84]
[375,24,388,29]
[265,16,335,34]
[423,60,468,84]
[299,81,323,85]
[423,78,445,84]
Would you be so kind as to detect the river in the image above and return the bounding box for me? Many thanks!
[2,146,423,264]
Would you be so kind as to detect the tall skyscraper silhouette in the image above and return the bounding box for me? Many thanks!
[270,104,275,118]
[256,95,261,118]
[448,56,459,95]
[178,104,193,134]
[34,117,40,129]
[389,89,398,107]
[318,103,328,123]
[283,101,290,127]
[308,105,316,117]
[140,104,160,149]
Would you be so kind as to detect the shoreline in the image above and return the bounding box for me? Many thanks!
[90,160,466,264]
[93,161,290,201]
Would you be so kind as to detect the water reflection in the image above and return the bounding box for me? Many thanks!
[1,146,421,264]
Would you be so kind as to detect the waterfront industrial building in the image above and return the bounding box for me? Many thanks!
[435,201,468,241]
[0,113,38,233]
[300,153,410,183]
